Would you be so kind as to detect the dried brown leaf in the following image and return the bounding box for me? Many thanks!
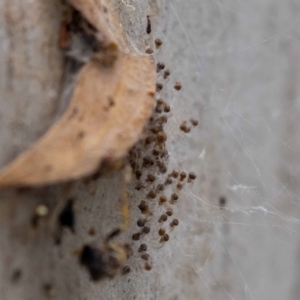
[0,54,155,188]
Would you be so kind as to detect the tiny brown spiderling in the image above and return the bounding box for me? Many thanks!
[146,174,156,183]
[142,226,150,234]
[190,119,198,126]
[156,83,163,91]
[170,193,178,204]
[164,104,170,113]
[155,105,163,114]
[159,165,167,174]
[135,170,142,180]
[138,201,149,214]
[166,208,173,216]
[144,262,152,271]
[138,243,147,252]
[141,253,150,261]
[132,233,141,241]
[160,233,169,243]
[177,182,184,190]
[163,233,169,241]
[179,172,187,181]
[188,172,196,180]
[158,214,168,222]
[147,190,157,199]
[170,218,179,227]
[163,69,170,79]
[152,147,161,156]
[155,38,163,47]
[156,98,165,105]
[156,131,167,144]
[156,115,168,125]
[135,182,144,190]
[174,81,182,90]
[143,156,154,168]
[156,62,165,72]
[160,150,168,159]
[137,219,146,227]
[156,184,164,192]
[159,195,167,205]
[158,228,165,236]
[170,170,179,178]
[144,135,155,145]
[150,125,163,134]
[164,177,172,185]
[180,122,191,133]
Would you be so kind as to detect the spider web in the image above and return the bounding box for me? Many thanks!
[132,0,300,299]
[70,1,300,299]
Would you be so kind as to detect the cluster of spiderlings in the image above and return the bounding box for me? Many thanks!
[124,33,198,273]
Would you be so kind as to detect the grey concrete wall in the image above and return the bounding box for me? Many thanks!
[0,0,300,299]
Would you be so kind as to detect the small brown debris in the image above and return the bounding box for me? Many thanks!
[219,196,227,208]
[58,199,75,233]
[121,265,131,275]
[146,15,151,34]
[88,227,96,236]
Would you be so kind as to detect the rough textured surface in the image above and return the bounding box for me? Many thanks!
[1,0,300,299]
